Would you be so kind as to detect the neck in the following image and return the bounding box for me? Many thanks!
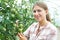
[39,19,48,27]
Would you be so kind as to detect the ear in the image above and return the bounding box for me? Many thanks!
[45,10,48,15]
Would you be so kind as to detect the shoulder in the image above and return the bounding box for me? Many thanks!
[29,22,38,28]
[47,22,58,34]
[48,22,57,30]
[24,22,38,31]
[23,22,38,36]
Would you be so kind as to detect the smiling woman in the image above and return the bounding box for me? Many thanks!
[18,2,58,40]
[32,2,51,22]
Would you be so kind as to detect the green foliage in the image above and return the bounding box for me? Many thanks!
[0,0,39,40]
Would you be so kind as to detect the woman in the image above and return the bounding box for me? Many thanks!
[18,2,58,40]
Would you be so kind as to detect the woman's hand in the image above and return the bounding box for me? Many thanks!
[18,33,27,40]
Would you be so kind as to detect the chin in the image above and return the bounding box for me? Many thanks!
[35,18,42,21]
[36,19,41,22]
[38,20,41,22]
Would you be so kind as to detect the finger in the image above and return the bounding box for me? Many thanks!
[20,33,25,37]
[18,33,22,38]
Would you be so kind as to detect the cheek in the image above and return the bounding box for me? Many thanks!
[33,13,36,17]
[40,12,46,17]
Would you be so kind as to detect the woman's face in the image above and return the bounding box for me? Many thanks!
[33,5,48,22]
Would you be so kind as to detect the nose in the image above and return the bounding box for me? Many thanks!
[33,12,39,18]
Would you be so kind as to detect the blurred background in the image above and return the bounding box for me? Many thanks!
[0,0,60,40]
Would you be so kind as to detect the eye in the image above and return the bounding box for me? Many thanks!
[33,10,36,13]
[37,10,41,12]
